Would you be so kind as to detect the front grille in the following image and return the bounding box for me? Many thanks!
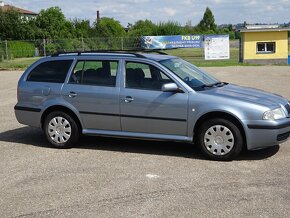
[285,103,290,117]
[277,132,290,141]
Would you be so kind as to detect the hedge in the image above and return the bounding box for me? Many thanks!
[8,41,35,58]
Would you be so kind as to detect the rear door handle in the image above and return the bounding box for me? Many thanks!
[68,92,77,98]
[123,96,134,103]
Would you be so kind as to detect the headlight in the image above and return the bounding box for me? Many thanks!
[263,107,286,120]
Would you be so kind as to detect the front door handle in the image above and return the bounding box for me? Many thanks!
[123,96,134,103]
[68,92,77,98]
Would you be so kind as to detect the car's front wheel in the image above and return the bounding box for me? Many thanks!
[44,111,79,148]
[197,118,243,161]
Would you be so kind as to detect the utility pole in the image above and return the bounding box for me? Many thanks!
[121,37,124,50]
[5,40,8,60]
[81,36,85,51]
[97,11,100,23]
[43,39,46,57]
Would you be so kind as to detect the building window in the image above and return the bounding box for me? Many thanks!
[257,42,275,54]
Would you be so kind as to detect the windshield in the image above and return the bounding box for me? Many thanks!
[160,58,221,90]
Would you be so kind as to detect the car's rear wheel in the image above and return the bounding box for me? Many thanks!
[197,118,243,161]
[44,111,79,148]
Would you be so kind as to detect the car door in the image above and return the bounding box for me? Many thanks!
[120,60,188,136]
[62,59,121,131]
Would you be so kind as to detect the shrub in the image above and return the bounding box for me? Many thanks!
[8,41,35,58]
[45,38,83,55]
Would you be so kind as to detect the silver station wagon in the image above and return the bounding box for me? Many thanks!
[15,52,290,160]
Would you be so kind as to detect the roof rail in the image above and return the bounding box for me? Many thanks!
[51,51,82,57]
[50,49,169,58]
[51,50,147,58]
[139,49,168,55]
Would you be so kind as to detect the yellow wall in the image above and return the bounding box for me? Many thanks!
[242,31,288,60]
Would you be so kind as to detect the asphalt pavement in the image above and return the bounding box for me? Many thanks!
[0,66,290,217]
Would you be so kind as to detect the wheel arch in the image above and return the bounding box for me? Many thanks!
[41,105,83,133]
[193,111,247,148]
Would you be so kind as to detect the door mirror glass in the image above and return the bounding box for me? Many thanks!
[161,83,182,92]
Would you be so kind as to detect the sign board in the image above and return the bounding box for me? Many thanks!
[204,35,230,60]
[141,35,202,49]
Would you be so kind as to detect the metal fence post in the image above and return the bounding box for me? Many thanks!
[239,37,244,63]
[5,40,8,60]
[43,39,46,57]
[81,37,85,51]
[201,35,204,60]
[121,37,124,50]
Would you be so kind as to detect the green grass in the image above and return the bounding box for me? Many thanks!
[0,57,41,70]
[164,48,251,67]
[1,46,289,70]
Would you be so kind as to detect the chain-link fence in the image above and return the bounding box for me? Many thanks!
[0,37,247,64]
[0,37,289,63]
[0,37,143,61]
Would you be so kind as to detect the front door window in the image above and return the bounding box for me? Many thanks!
[125,62,173,91]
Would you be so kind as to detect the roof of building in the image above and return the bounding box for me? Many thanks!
[240,27,290,33]
[0,4,38,15]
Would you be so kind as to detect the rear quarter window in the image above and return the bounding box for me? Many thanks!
[27,60,73,83]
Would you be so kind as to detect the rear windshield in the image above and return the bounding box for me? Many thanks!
[27,60,73,83]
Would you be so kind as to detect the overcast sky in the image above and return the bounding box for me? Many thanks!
[5,0,290,26]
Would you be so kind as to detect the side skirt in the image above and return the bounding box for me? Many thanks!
[82,129,193,142]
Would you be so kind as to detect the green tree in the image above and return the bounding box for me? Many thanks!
[71,19,91,38]
[23,19,39,40]
[0,10,27,40]
[127,20,157,37]
[218,27,235,40]
[196,7,217,33]
[155,21,183,35]
[35,7,72,39]
[91,17,126,37]
[182,20,194,34]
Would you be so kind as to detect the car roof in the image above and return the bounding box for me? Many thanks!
[48,51,177,62]
[141,53,176,61]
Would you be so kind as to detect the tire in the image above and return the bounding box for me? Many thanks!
[44,111,79,148]
[197,118,243,161]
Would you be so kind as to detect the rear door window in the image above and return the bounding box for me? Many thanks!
[27,60,73,83]
[69,60,118,87]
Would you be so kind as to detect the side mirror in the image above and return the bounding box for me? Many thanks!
[161,83,183,93]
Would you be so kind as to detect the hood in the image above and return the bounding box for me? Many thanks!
[201,84,288,108]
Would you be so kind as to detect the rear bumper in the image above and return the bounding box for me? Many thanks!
[14,105,42,128]
[245,119,290,150]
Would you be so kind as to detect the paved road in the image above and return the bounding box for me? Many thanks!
[0,67,290,217]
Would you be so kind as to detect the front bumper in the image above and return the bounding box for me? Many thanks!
[244,118,290,150]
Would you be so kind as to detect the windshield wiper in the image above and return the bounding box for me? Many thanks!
[215,82,228,87]
[201,82,228,88]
